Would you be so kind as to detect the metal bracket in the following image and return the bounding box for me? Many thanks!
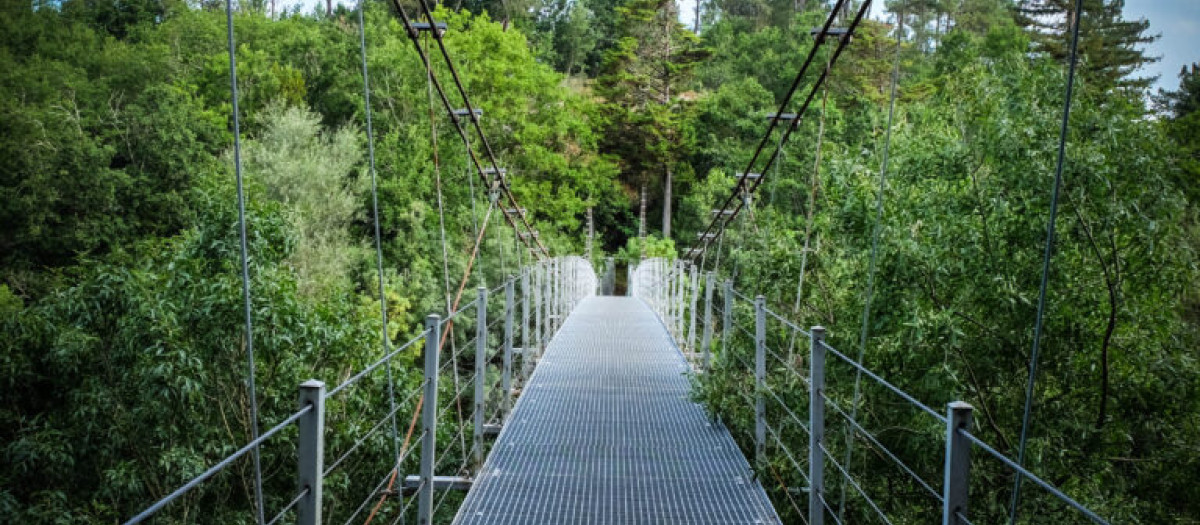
[408,21,448,39]
[484,167,506,203]
[403,475,473,492]
[810,27,852,44]
[452,108,483,122]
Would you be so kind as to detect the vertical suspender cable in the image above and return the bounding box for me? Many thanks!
[786,60,829,359]
[421,24,469,463]
[429,39,454,318]
[357,0,401,463]
[222,2,265,523]
[837,10,903,521]
[713,218,726,274]
[1010,0,1085,521]
[464,117,481,278]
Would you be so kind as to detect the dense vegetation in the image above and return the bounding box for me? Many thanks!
[2,0,1198,522]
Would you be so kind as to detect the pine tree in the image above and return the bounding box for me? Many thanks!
[1156,63,1200,203]
[1016,0,1159,90]
[596,0,703,240]
[1156,62,1200,119]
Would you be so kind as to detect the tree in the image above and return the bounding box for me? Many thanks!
[1016,0,1159,90]
[1156,63,1200,204]
[554,2,599,75]
[1157,62,1200,118]
[242,104,366,298]
[596,0,703,240]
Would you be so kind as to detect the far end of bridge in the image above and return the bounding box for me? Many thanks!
[452,296,781,525]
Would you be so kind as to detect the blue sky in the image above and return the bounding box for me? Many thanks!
[300,0,1197,93]
[1123,0,1200,93]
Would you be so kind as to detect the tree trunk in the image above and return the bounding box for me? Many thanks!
[661,10,672,240]
[326,0,332,17]
[662,165,672,239]
[639,185,647,240]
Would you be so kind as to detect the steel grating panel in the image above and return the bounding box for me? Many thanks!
[453,297,781,525]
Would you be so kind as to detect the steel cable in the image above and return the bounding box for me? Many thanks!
[839,9,905,518]
[1010,0,1086,521]
[221,0,264,521]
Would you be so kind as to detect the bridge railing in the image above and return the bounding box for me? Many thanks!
[123,256,596,525]
[630,258,1109,525]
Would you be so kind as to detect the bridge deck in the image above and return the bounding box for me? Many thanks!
[453,296,780,524]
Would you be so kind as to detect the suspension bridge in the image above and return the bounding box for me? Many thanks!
[116,0,1116,523]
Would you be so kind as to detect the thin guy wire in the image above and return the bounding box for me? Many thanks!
[820,492,845,525]
[420,26,469,460]
[222,2,264,521]
[823,392,940,502]
[122,405,312,524]
[764,420,810,484]
[358,0,401,467]
[385,0,546,257]
[839,10,903,519]
[819,442,894,525]
[686,0,857,259]
[1010,0,1085,521]
[324,386,424,477]
[821,341,947,423]
[762,381,811,435]
[961,429,1109,524]
[342,461,407,525]
[264,487,309,525]
[325,333,428,399]
[787,60,828,359]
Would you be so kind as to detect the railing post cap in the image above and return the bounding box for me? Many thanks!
[425,313,441,324]
[811,325,826,335]
[300,379,325,390]
[948,400,974,411]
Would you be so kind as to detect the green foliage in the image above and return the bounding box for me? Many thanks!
[618,235,677,260]
[1157,63,1200,204]
[3,0,1199,522]
[0,3,616,522]
[242,104,366,297]
[596,0,704,239]
[684,4,1200,522]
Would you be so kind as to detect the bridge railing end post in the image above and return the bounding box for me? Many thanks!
[418,314,441,525]
[503,278,515,420]
[297,379,325,525]
[473,287,487,469]
[700,271,715,372]
[754,295,766,468]
[943,401,974,525]
[809,325,826,525]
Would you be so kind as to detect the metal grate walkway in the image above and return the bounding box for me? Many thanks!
[453,296,780,524]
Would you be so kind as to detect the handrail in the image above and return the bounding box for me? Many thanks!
[326,330,430,399]
[123,258,597,524]
[123,404,314,525]
[631,263,1111,524]
[959,429,1109,524]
